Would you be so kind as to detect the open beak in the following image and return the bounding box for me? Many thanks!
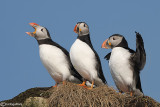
[101,39,111,49]
[26,23,39,37]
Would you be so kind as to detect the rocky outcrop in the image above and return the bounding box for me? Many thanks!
[1,82,159,107]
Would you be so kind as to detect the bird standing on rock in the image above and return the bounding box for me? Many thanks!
[26,23,83,87]
[70,22,107,89]
[102,32,146,96]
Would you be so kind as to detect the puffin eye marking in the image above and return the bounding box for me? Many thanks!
[41,29,43,32]
[84,24,86,27]
[113,37,115,40]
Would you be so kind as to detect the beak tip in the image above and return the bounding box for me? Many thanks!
[26,32,29,35]
[101,46,106,49]
[29,22,39,27]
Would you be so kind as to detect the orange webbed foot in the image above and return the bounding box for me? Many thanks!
[85,81,94,90]
[78,81,86,87]
[83,86,89,88]
[52,83,58,88]
[78,84,86,87]
[86,87,93,90]
[130,92,133,96]
[63,81,66,85]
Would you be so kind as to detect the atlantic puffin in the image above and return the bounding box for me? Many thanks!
[26,23,83,87]
[102,32,146,96]
[70,22,107,89]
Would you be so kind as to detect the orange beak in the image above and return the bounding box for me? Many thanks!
[29,23,39,27]
[74,24,78,33]
[25,32,35,37]
[26,32,31,35]
[26,22,39,37]
[101,39,108,49]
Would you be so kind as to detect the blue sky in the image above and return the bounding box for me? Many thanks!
[1,0,160,102]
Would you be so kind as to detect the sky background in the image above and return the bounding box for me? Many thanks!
[1,0,160,102]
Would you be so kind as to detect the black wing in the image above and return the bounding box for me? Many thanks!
[132,32,146,71]
[51,41,83,81]
[104,52,111,60]
[78,35,107,84]
[136,72,143,93]
[128,32,145,93]
[95,52,107,84]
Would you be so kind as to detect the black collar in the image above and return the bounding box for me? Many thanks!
[77,34,94,50]
[116,37,129,48]
[37,38,69,57]
[37,38,53,45]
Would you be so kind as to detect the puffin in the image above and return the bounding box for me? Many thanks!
[102,32,146,96]
[70,22,107,89]
[26,23,83,87]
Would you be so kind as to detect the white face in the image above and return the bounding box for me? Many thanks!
[108,35,123,48]
[34,26,50,40]
[74,22,89,36]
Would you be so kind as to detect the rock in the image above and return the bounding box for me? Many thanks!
[23,97,48,107]
[1,82,160,107]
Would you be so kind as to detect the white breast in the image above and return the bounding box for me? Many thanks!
[70,39,98,81]
[39,44,70,83]
[109,47,133,92]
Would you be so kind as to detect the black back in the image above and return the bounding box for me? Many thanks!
[78,34,107,84]
[37,38,83,82]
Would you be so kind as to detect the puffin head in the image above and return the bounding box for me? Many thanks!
[74,22,89,36]
[102,34,128,49]
[26,23,51,40]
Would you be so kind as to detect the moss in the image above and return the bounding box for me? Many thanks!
[1,87,51,104]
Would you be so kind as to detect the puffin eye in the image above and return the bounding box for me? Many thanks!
[113,37,115,40]
[84,24,86,27]
[41,29,43,32]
